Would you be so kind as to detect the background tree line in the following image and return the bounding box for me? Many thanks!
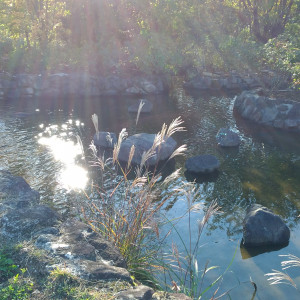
[0,0,299,87]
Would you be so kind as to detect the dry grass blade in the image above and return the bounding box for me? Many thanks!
[202,200,221,226]
[92,113,99,138]
[166,116,185,138]
[89,142,104,170]
[127,145,135,169]
[163,168,181,185]
[265,269,297,288]
[168,144,187,160]
[113,128,128,163]
[280,254,300,270]
[106,133,114,147]
[136,99,145,126]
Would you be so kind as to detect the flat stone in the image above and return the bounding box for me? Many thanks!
[242,204,290,247]
[76,260,131,282]
[216,128,241,147]
[185,155,220,174]
[115,285,154,300]
[128,99,153,113]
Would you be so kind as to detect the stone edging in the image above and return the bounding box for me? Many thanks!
[0,72,166,99]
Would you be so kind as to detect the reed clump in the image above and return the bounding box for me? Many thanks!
[80,114,227,298]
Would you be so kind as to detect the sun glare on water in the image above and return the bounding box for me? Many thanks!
[38,128,88,191]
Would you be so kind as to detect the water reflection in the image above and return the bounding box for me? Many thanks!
[1,89,300,299]
[38,128,88,191]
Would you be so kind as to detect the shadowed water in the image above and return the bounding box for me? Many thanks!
[0,89,300,299]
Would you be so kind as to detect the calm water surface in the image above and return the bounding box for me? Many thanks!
[0,89,300,299]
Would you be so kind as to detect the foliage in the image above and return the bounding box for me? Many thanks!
[0,249,18,282]
[263,30,300,88]
[0,0,298,77]
[226,0,298,43]
[45,268,93,300]
[1,269,33,300]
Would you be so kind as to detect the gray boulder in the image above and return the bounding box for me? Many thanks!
[118,133,177,166]
[0,205,60,240]
[128,99,153,113]
[185,155,220,174]
[0,170,39,208]
[216,128,241,147]
[93,132,117,149]
[242,204,290,247]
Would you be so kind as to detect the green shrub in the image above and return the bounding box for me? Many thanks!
[1,269,33,300]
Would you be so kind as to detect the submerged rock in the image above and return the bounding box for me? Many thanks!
[242,204,290,247]
[185,155,220,174]
[118,133,177,166]
[216,128,241,147]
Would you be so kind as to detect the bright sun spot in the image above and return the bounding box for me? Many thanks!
[38,135,88,190]
[60,165,88,190]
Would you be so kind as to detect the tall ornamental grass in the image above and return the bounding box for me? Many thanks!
[80,113,232,298]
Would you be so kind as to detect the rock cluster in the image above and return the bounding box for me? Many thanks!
[234,91,300,132]
[0,170,192,299]
[0,170,130,281]
[0,72,166,99]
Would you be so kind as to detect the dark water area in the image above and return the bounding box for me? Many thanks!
[1,88,300,299]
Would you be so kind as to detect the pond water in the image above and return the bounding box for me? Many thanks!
[1,88,300,299]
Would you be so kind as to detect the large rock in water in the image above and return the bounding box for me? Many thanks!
[118,133,177,166]
[216,128,241,147]
[242,204,290,247]
[93,132,117,149]
[185,155,220,174]
[234,91,300,132]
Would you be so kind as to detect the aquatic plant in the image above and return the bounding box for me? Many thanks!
[81,113,230,298]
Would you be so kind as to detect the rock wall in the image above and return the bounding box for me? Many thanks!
[0,72,166,99]
[234,91,300,132]
[184,70,284,91]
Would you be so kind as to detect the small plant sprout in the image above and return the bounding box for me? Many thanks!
[136,99,145,126]
[265,254,300,291]
[91,113,99,139]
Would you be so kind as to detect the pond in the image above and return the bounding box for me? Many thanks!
[1,87,300,299]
